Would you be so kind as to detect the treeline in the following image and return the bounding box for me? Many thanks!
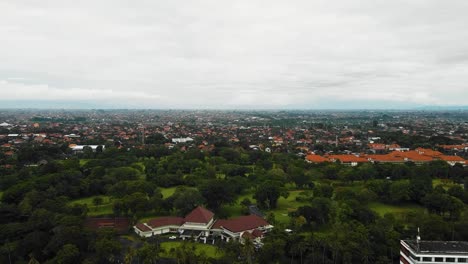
[0,144,467,263]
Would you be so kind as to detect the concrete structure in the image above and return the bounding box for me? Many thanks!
[172,137,194,143]
[400,240,468,264]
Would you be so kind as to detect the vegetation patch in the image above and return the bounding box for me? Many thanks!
[369,202,425,217]
[160,186,179,198]
[79,159,93,166]
[159,241,222,259]
[69,195,113,216]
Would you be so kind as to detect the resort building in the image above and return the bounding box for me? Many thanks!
[134,206,273,244]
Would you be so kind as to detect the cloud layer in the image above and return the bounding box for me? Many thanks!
[1,0,467,109]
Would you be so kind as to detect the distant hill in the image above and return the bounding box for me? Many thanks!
[414,105,468,111]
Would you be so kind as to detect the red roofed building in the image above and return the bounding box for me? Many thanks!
[134,216,185,237]
[327,155,368,166]
[305,154,329,163]
[368,143,386,151]
[367,154,406,164]
[415,148,443,158]
[184,206,214,224]
[399,150,434,164]
[133,206,273,244]
[438,155,466,166]
[211,215,273,242]
[439,144,468,151]
[180,206,215,239]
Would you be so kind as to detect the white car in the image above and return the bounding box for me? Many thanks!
[169,236,177,240]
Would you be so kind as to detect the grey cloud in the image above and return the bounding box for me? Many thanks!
[0,0,467,108]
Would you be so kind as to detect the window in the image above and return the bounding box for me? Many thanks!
[435,257,444,262]
[410,253,420,261]
[458,258,467,263]
[423,257,432,262]
[447,258,456,262]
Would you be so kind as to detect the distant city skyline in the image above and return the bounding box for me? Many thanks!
[1,1,468,109]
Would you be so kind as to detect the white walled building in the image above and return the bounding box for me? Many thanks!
[134,206,273,244]
[400,240,468,264]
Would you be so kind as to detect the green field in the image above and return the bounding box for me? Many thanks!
[269,190,309,224]
[223,189,309,224]
[69,195,113,216]
[160,187,178,198]
[79,159,93,166]
[369,202,425,218]
[159,241,222,259]
[222,190,255,217]
[432,178,460,190]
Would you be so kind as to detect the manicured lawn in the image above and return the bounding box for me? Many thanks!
[222,190,256,217]
[433,179,460,190]
[223,189,310,224]
[69,195,113,216]
[369,202,425,218]
[160,241,222,259]
[269,190,309,224]
[160,187,178,198]
[79,159,93,166]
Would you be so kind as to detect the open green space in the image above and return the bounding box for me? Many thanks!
[222,190,255,217]
[269,190,309,224]
[79,159,93,166]
[159,241,222,259]
[432,178,460,190]
[160,187,178,198]
[223,189,309,224]
[69,195,113,216]
[369,202,425,218]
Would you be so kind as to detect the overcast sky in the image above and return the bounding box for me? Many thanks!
[1,0,467,109]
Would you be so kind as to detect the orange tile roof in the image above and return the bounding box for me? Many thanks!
[368,143,386,150]
[328,155,367,163]
[439,155,465,162]
[415,148,443,157]
[366,154,405,162]
[305,154,329,163]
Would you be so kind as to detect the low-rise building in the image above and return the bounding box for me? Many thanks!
[134,206,273,244]
[400,239,468,264]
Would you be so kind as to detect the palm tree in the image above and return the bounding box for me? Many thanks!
[241,237,255,264]
[124,247,135,264]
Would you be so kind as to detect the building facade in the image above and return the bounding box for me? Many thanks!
[134,206,273,244]
[400,240,468,264]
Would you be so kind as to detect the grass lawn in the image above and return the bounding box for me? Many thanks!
[223,189,309,225]
[160,187,179,198]
[79,159,93,166]
[433,178,460,190]
[69,195,113,216]
[269,190,309,224]
[222,190,256,217]
[369,202,425,218]
[160,241,222,259]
